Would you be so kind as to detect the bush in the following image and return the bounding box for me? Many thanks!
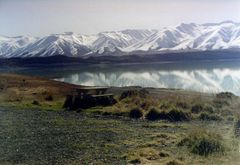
[138,89,149,98]
[120,89,149,100]
[216,92,235,99]
[129,158,141,164]
[191,137,223,156]
[45,95,53,101]
[178,130,224,156]
[234,118,240,137]
[140,102,149,110]
[129,108,143,119]
[32,100,40,106]
[191,104,204,113]
[204,105,214,113]
[160,102,174,110]
[159,151,170,157]
[199,113,222,121]
[166,160,183,165]
[166,109,191,122]
[213,99,230,108]
[146,108,160,121]
[146,108,191,122]
[176,102,189,109]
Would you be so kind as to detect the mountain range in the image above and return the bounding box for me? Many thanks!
[1,21,240,58]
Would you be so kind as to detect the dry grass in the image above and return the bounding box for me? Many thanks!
[0,73,79,110]
[1,73,240,164]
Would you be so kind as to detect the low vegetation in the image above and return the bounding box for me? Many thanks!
[234,117,240,137]
[1,74,240,164]
[146,108,160,121]
[178,130,225,156]
[32,100,40,106]
[146,108,191,122]
[191,104,204,113]
[198,112,222,121]
[129,107,143,119]
[45,94,53,101]
[119,89,149,100]
[216,92,235,99]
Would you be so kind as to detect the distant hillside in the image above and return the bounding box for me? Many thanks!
[1,50,240,67]
[1,21,240,58]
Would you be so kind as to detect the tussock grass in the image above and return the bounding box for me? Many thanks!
[119,89,149,100]
[45,94,53,101]
[129,107,143,119]
[216,92,235,99]
[176,101,189,109]
[191,104,204,113]
[146,108,160,121]
[146,108,191,122]
[178,130,225,156]
[160,101,175,110]
[198,112,223,121]
[166,160,183,165]
[234,116,240,137]
[124,147,160,164]
[32,100,40,106]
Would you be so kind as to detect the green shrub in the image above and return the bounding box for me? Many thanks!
[129,158,141,164]
[129,108,143,119]
[199,113,222,121]
[160,102,174,110]
[204,105,214,113]
[138,89,149,98]
[216,92,235,99]
[45,95,53,101]
[32,100,40,106]
[140,102,148,110]
[119,90,138,100]
[213,99,230,108]
[167,109,191,122]
[159,151,170,157]
[120,89,149,100]
[102,111,112,116]
[234,118,240,137]
[191,104,204,113]
[178,130,224,156]
[146,108,159,121]
[166,160,183,165]
[191,137,224,156]
[146,108,191,122]
[176,102,189,109]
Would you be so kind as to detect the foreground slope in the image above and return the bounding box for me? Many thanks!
[0,73,240,164]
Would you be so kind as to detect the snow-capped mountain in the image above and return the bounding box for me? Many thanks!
[0,36,37,57]
[1,21,240,58]
[10,33,91,58]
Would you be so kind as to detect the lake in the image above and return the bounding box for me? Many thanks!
[1,60,240,96]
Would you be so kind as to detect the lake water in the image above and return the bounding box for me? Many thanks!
[2,60,240,96]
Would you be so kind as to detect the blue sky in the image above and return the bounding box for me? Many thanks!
[0,0,240,37]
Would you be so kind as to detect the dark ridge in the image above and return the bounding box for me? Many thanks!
[0,50,240,67]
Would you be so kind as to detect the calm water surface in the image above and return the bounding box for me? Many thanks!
[2,60,240,95]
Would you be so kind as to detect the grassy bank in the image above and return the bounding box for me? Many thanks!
[1,107,240,165]
[1,73,240,164]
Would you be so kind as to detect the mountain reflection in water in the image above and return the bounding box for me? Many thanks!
[53,61,240,96]
[2,60,240,96]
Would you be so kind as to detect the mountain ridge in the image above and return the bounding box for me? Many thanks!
[1,21,240,58]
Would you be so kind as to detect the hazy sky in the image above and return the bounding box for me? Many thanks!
[1,0,240,37]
